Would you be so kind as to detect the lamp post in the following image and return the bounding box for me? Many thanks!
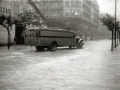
[114,0,117,48]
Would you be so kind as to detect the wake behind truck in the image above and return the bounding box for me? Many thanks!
[24,28,84,51]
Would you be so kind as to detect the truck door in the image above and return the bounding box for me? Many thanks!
[30,30,36,46]
[25,30,36,46]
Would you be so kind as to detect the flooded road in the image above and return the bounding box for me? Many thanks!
[0,40,120,90]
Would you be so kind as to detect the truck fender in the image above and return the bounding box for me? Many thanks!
[79,39,84,45]
[76,39,84,49]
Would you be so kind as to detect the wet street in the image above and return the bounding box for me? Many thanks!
[0,40,120,90]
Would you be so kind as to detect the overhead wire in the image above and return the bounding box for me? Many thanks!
[98,1,115,6]
[98,0,120,6]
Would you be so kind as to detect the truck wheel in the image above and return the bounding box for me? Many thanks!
[69,46,72,49]
[36,46,44,51]
[49,43,57,51]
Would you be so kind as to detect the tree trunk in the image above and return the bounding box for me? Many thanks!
[118,32,120,43]
[114,29,117,48]
[116,31,119,46]
[111,29,114,51]
[119,32,120,42]
[8,30,11,49]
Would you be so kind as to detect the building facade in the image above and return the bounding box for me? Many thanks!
[13,0,99,29]
[30,0,64,18]
[0,0,24,45]
[31,0,99,34]
[0,0,14,45]
[63,0,99,39]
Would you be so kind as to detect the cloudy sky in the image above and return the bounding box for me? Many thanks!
[97,0,120,18]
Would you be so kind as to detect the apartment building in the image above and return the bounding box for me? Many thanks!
[32,0,63,18]
[29,0,99,32]
[21,0,99,27]
[63,0,99,36]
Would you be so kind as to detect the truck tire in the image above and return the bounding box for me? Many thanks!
[49,43,57,51]
[36,46,44,51]
[69,46,72,49]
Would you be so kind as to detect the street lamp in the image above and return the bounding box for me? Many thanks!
[114,0,117,48]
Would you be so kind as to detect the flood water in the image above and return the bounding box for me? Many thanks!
[0,40,120,90]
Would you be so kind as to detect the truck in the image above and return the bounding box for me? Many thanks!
[24,27,84,51]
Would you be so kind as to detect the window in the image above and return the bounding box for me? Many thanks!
[79,10,81,15]
[58,11,61,16]
[54,3,57,8]
[71,9,74,13]
[71,9,74,15]
[75,0,79,7]
[71,1,74,7]
[75,9,79,15]
[51,3,54,7]
[54,11,58,16]
[66,9,69,13]
[79,1,81,7]
[43,3,47,8]
[58,2,62,7]
[51,11,53,16]
[65,1,69,7]
[65,9,69,16]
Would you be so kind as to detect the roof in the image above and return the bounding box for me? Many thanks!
[27,27,75,33]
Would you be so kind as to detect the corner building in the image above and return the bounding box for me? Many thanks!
[63,0,99,37]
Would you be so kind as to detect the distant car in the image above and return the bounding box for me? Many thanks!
[25,28,84,51]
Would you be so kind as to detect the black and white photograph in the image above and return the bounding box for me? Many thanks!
[0,0,120,90]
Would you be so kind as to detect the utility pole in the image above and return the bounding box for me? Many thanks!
[114,0,117,48]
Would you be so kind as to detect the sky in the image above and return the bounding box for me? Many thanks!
[97,0,120,19]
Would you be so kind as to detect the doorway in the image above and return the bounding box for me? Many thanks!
[15,25,25,44]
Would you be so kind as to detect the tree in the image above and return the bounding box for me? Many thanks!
[18,10,42,27]
[100,13,120,51]
[27,0,46,22]
[0,14,20,49]
[18,10,83,31]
